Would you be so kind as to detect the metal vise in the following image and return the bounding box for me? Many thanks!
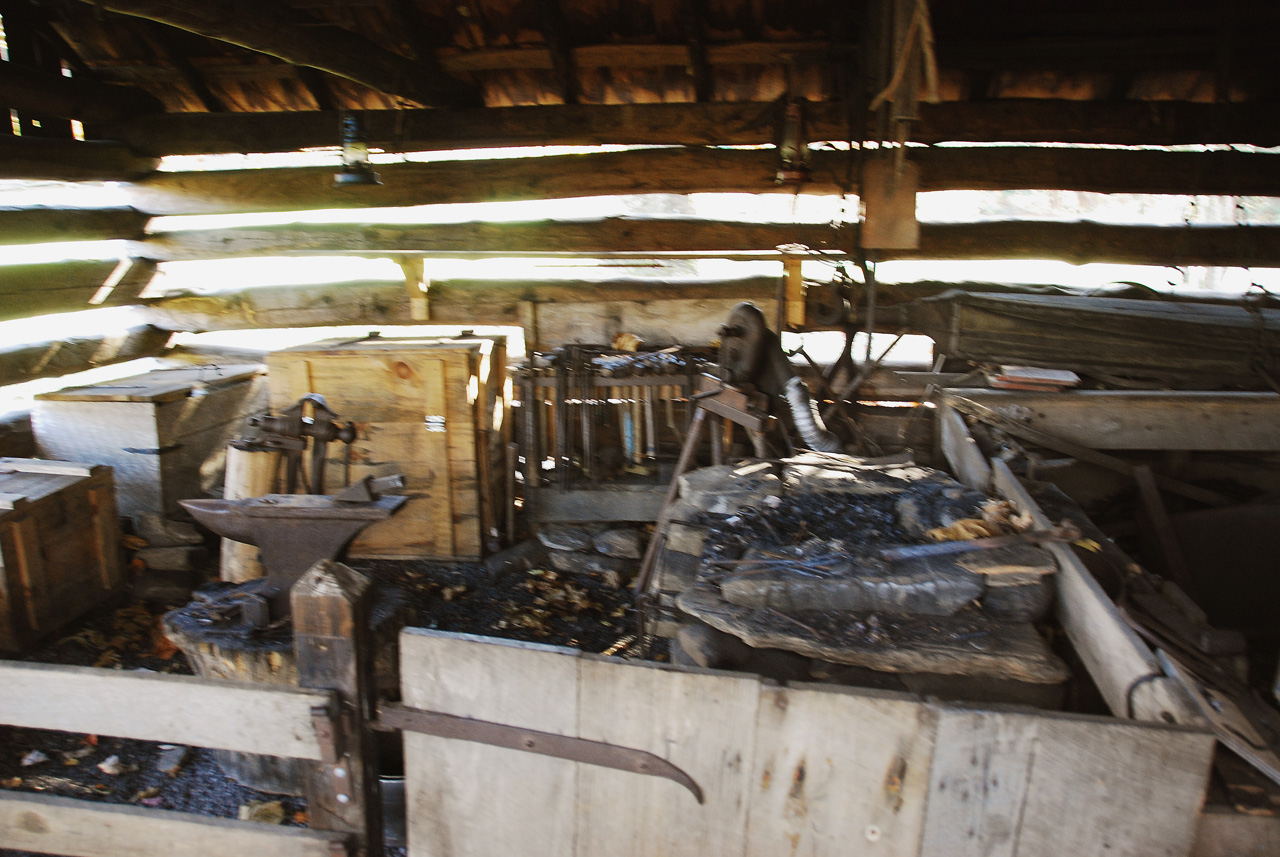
[247,393,357,494]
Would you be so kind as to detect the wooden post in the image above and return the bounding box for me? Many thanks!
[220,443,280,582]
[292,561,382,857]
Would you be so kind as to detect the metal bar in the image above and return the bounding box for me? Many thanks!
[878,528,1066,561]
[375,702,703,803]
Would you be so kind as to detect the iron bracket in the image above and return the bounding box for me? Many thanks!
[312,700,357,807]
[373,701,704,804]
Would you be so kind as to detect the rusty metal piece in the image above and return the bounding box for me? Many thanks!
[248,393,357,494]
[181,494,406,618]
[374,702,704,804]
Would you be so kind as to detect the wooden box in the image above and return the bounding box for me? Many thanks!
[267,336,509,559]
[0,458,122,652]
[33,364,267,523]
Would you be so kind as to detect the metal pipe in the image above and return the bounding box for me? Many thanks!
[783,376,841,452]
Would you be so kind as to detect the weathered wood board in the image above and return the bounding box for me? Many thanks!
[33,365,267,521]
[399,629,1215,857]
[0,791,345,857]
[942,389,1280,451]
[0,660,329,759]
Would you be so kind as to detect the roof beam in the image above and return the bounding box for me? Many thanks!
[0,207,150,245]
[100,100,1280,158]
[124,146,1280,216]
[0,325,171,388]
[74,0,482,108]
[0,61,164,124]
[0,135,158,181]
[142,219,1280,269]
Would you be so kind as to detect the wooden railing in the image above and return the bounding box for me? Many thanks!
[0,560,377,857]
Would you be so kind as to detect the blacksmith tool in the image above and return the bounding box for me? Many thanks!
[247,393,357,494]
[182,490,406,620]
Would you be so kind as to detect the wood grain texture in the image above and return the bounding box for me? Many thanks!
[401,629,581,857]
[0,791,345,857]
[943,390,1280,451]
[746,683,935,857]
[920,707,1214,857]
[0,660,329,759]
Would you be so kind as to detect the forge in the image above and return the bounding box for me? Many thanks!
[663,453,1069,701]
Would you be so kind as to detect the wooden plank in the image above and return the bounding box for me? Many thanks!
[937,402,991,491]
[400,629,581,857]
[575,654,761,857]
[124,148,1280,216]
[1192,808,1280,857]
[0,61,164,124]
[100,101,1280,158]
[944,390,1280,451]
[920,707,1214,857]
[0,660,329,759]
[0,792,345,857]
[745,683,935,857]
[0,261,121,322]
[990,460,1202,726]
[0,458,95,477]
[37,364,262,403]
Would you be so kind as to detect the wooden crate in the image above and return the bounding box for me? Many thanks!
[0,458,122,652]
[33,364,267,522]
[267,336,509,559]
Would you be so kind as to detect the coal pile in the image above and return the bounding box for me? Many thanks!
[702,492,911,562]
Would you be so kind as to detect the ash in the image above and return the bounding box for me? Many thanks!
[703,492,911,561]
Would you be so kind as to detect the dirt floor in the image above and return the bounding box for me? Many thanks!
[0,555,645,857]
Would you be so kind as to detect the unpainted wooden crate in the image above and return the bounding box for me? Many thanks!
[0,458,122,652]
[33,364,268,522]
[267,337,510,559]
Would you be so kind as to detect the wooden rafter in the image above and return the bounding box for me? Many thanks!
[123,146,1280,216]
[136,20,229,113]
[73,0,482,108]
[99,100,1280,158]
[0,135,158,181]
[536,0,579,104]
[0,207,150,245]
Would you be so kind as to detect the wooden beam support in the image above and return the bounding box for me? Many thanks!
[142,218,1280,269]
[143,275,780,331]
[0,207,150,245]
[941,389,1280,452]
[0,324,171,388]
[0,61,165,124]
[124,147,1280,215]
[101,100,1280,158]
[0,136,158,182]
[75,0,482,108]
[0,261,122,321]
[681,0,713,101]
